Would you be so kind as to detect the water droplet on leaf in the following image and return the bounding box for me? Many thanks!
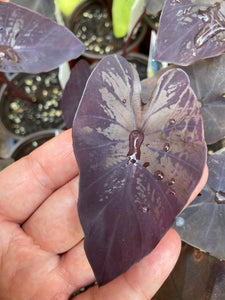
[139,205,149,213]
[176,216,184,227]
[194,3,225,49]
[169,118,176,125]
[143,162,150,168]
[169,190,176,196]
[168,178,175,186]
[127,130,144,165]
[215,191,225,204]
[154,170,164,181]
[163,143,170,152]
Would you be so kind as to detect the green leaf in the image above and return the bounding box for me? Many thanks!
[112,0,136,38]
[55,0,83,17]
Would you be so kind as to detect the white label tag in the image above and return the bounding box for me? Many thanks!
[128,0,146,36]
[147,30,168,77]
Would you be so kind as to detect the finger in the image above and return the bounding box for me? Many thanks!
[74,228,181,299]
[183,163,208,210]
[0,129,78,223]
[58,239,95,294]
[23,176,83,254]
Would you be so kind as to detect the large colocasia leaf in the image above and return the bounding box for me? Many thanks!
[155,0,225,66]
[181,54,225,145]
[174,148,225,260]
[73,54,207,286]
[0,2,85,73]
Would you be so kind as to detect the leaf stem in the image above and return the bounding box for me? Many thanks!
[122,8,146,57]
[0,72,33,104]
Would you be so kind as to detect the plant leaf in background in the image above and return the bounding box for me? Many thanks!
[112,0,136,38]
[174,148,225,261]
[0,2,86,73]
[61,59,91,129]
[153,243,225,300]
[73,54,206,285]
[11,0,55,19]
[154,0,225,66]
[181,54,225,145]
[140,66,174,103]
[142,54,225,145]
[55,0,83,17]
[146,0,165,15]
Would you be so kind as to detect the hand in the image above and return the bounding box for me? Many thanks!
[0,129,208,299]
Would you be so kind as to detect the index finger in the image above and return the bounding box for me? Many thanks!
[0,129,78,223]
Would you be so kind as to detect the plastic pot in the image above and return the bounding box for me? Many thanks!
[0,70,64,140]
[68,0,147,61]
[9,129,63,160]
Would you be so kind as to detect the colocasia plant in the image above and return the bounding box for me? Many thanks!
[62,0,225,291]
[70,54,207,285]
[0,2,85,73]
[153,0,225,269]
[1,0,224,295]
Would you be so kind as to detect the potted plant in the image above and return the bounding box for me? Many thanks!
[90,52,149,80]
[0,1,85,140]
[67,0,148,60]
[0,69,64,139]
[0,0,225,298]
[9,129,63,160]
[61,0,225,295]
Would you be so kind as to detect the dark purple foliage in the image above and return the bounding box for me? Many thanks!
[61,59,91,129]
[153,244,225,300]
[154,0,225,66]
[142,56,225,145]
[174,148,225,260]
[73,54,206,285]
[0,2,86,73]
[181,54,225,145]
[146,0,165,15]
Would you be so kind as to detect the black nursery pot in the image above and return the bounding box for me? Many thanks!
[10,129,63,160]
[0,70,64,140]
[91,52,149,80]
[68,0,147,60]
[126,52,148,80]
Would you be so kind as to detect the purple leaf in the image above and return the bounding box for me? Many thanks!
[61,59,91,129]
[154,0,225,66]
[181,54,225,145]
[146,0,165,15]
[153,244,225,300]
[174,148,225,260]
[143,57,225,145]
[11,0,55,20]
[0,2,86,73]
[73,54,206,286]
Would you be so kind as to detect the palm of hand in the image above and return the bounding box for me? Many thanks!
[0,130,207,299]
